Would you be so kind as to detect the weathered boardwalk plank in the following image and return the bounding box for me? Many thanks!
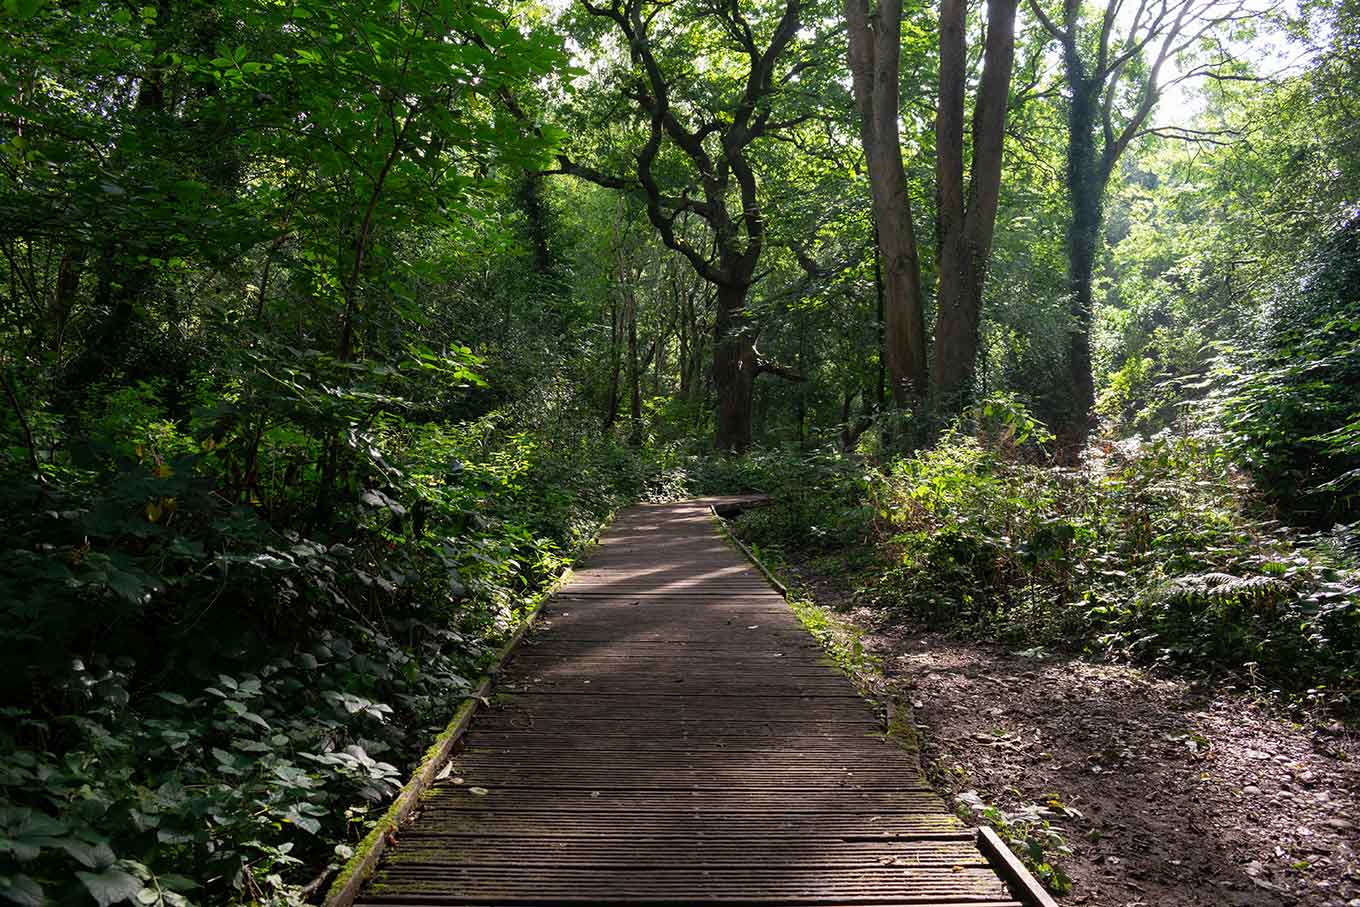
[356,501,1031,907]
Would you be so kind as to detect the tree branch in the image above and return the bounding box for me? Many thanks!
[755,355,805,382]
[1,368,44,481]
[1137,124,1241,144]
[1026,0,1068,40]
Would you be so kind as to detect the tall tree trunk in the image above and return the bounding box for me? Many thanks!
[1028,0,1221,455]
[653,330,663,397]
[1060,76,1105,454]
[605,296,621,429]
[689,287,710,403]
[846,0,928,407]
[931,0,1019,410]
[48,250,80,355]
[796,312,807,448]
[678,283,692,399]
[627,290,642,446]
[713,283,757,453]
[873,235,886,412]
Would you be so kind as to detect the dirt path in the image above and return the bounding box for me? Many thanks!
[862,618,1360,906]
[773,558,1360,907]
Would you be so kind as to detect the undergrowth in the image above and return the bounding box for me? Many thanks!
[732,397,1360,714]
[0,386,658,906]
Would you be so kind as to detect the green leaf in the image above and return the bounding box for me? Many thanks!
[77,869,143,907]
[2,0,46,21]
[283,807,321,834]
[0,875,44,907]
[243,711,271,731]
[55,839,116,869]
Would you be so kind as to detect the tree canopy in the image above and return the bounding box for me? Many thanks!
[1,0,1357,902]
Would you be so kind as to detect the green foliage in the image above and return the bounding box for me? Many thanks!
[0,383,649,904]
[1211,215,1360,521]
[956,790,1076,895]
[0,2,593,896]
[1095,12,1360,515]
[735,401,1360,709]
[2,0,1359,901]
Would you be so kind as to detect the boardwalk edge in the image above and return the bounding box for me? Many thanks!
[320,507,621,907]
[708,504,788,597]
[978,825,1063,907]
[713,503,1060,907]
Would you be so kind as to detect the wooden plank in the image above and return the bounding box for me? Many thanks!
[976,827,1062,907]
[345,501,1045,907]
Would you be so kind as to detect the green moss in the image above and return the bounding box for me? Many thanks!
[323,805,394,906]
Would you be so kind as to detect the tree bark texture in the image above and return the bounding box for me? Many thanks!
[627,287,642,446]
[931,0,1019,409]
[713,284,758,453]
[605,296,621,429]
[1062,77,1104,453]
[845,0,928,407]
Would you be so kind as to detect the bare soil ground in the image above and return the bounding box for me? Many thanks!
[783,565,1360,907]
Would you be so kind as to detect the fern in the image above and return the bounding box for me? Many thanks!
[1160,572,1289,608]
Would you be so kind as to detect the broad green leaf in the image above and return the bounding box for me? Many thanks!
[77,870,142,907]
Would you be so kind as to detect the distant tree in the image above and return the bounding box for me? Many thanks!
[1029,0,1257,451]
[555,0,822,452]
[846,0,1020,416]
[845,0,928,407]
[931,0,1021,409]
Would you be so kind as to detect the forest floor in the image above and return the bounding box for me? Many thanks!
[779,563,1360,907]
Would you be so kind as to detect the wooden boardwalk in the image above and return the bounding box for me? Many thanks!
[357,501,1030,907]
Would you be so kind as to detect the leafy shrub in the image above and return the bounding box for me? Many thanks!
[1211,214,1360,523]
[0,375,651,905]
[956,790,1076,895]
[734,399,1360,708]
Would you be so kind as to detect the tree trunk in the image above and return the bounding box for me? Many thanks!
[678,284,692,398]
[846,0,928,407]
[605,295,621,429]
[713,283,757,453]
[689,288,710,403]
[1063,173,1101,452]
[48,250,80,354]
[627,290,642,446]
[653,329,663,397]
[931,0,1019,410]
[796,313,807,448]
[1060,77,1104,454]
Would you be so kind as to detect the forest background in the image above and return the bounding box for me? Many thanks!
[0,0,1357,904]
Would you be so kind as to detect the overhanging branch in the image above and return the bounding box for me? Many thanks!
[755,355,805,382]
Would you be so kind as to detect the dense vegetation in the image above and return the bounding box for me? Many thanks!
[1,0,1356,904]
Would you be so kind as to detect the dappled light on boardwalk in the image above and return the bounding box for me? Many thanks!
[358,501,1025,906]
